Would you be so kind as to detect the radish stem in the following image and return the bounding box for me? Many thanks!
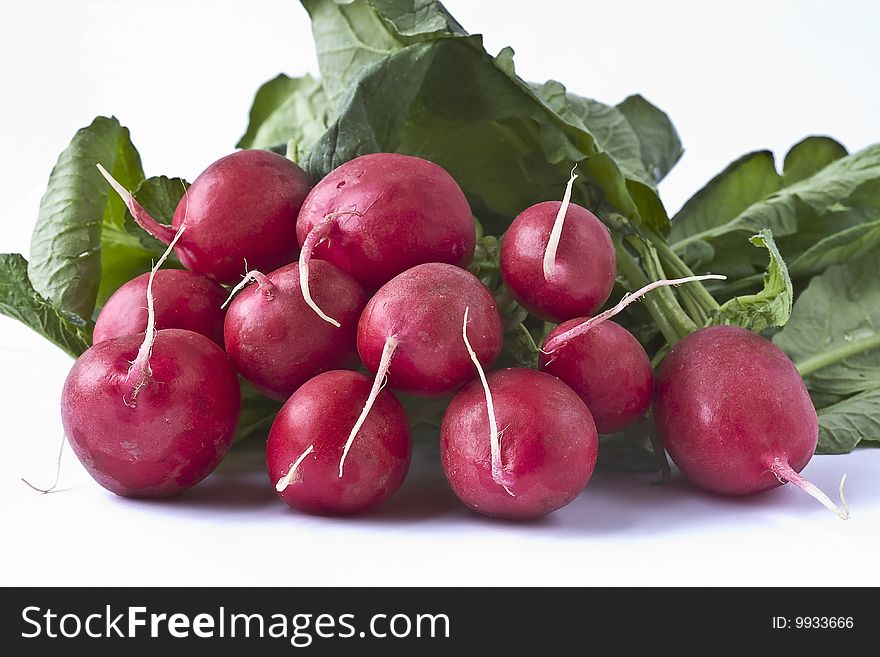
[96,163,177,244]
[463,307,514,496]
[771,458,850,520]
[542,166,578,281]
[124,225,187,407]
[275,444,315,492]
[338,335,399,478]
[542,274,726,354]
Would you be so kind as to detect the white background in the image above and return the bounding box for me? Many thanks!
[1,0,878,586]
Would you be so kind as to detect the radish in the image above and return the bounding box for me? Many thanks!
[356,262,503,396]
[654,325,850,519]
[223,260,367,400]
[440,308,599,519]
[500,169,616,322]
[540,319,653,434]
[539,274,725,433]
[59,228,241,497]
[98,149,312,284]
[267,370,411,515]
[295,153,476,323]
[93,269,227,346]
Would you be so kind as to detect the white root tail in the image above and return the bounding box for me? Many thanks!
[463,307,514,496]
[124,225,187,407]
[21,433,66,494]
[96,163,177,244]
[275,444,315,493]
[338,335,399,478]
[542,274,727,353]
[771,458,850,520]
[221,269,276,309]
[542,165,579,281]
[299,211,362,327]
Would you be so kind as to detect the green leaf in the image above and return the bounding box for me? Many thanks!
[28,116,144,320]
[712,229,792,332]
[672,144,880,281]
[123,176,189,252]
[536,82,649,186]
[781,135,847,187]
[815,388,880,454]
[774,250,880,399]
[497,322,539,369]
[234,379,284,444]
[616,94,683,184]
[788,218,880,280]
[669,150,780,247]
[236,74,330,158]
[99,175,190,306]
[0,254,91,357]
[302,0,462,109]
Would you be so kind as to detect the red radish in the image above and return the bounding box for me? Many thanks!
[539,275,725,433]
[93,269,226,346]
[295,153,476,321]
[59,229,240,497]
[500,170,616,322]
[98,149,312,284]
[267,370,411,515]
[654,325,849,518]
[223,260,367,400]
[357,263,503,396]
[540,319,652,434]
[440,310,599,518]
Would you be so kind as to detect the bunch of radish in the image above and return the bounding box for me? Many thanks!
[52,149,848,521]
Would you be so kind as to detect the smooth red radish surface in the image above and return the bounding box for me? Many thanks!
[267,370,411,515]
[296,153,476,291]
[500,200,616,322]
[61,329,241,498]
[540,319,653,434]
[357,263,503,395]
[224,260,367,400]
[655,325,847,518]
[100,150,312,283]
[441,368,598,519]
[93,269,227,346]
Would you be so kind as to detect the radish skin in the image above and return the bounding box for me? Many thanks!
[267,370,411,515]
[654,325,850,519]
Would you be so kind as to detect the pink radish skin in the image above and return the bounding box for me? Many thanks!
[93,270,227,346]
[655,325,848,518]
[540,319,653,434]
[296,153,476,291]
[357,263,503,395]
[224,260,367,400]
[61,329,241,498]
[101,150,312,284]
[267,370,411,515]
[440,368,598,519]
[500,200,616,322]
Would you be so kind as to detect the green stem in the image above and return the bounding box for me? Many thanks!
[614,240,680,345]
[796,331,880,378]
[628,237,697,340]
[649,230,721,317]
